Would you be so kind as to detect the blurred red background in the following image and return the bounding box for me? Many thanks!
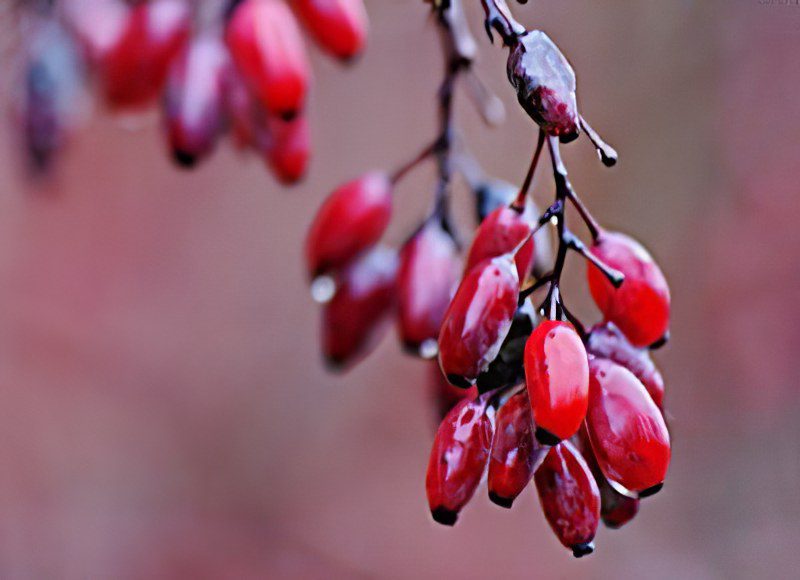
[0,1,799,578]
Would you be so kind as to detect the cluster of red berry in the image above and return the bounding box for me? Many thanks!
[11,0,368,178]
[306,0,672,557]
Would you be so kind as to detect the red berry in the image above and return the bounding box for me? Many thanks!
[524,320,589,444]
[587,322,665,409]
[464,205,535,282]
[294,0,368,61]
[428,363,477,421]
[397,219,460,356]
[226,0,311,118]
[258,114,311,184]
[322,246,397,369]
[305,172,393,278]
[62,0,128,64]
[487,390,547,508]
[222,68,262,150]
[585,358,671,493]
[438,256,519,387]
[587,231,671,348]
[426,397,493,526]
[534,441,600,557]
[164,36,228,167]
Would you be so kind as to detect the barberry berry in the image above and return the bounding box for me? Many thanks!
[464,204,536,282]
[293,0,369,61]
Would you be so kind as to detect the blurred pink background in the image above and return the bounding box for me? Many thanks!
[1,1,799,578]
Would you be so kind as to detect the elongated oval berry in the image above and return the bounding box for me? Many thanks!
[258,115,311,184]
[164,36,228,167]
[397,219,460,356]
[507,31,579,142]
[585,358,671,493]
[426,397,493,526]
[428,363,477,421]
[223,68,261,150]
[322,246,397,369]
[587,231,671,348]
[587,322,665,409]
[534,441,600,557]
[524,320,589,445]
[226,0,311,118]
[488,390,547,508]
[61,0,128,64]
[305,172,393,278]
[464,205,535,282]
[438,256,519,387]
[293,0,368,60]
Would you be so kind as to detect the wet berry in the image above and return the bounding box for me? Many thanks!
[294,0,369,61]
[488,390,546,508]
[226,0,311,118]
[428,363,477,421]
[397,218,460,356]
[322,246,398,369]
[585,358,671,493]
[438,255,520,387]
[524,320,589,444]
[587,231,671,348]
[258,115,311,184]
[534,441,600,557]
[464,204,535,282]
[476,300,536,392]
[426,397,493,525]
[305,171,393,278]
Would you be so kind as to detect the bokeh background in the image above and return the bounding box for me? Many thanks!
[0,1,799,578]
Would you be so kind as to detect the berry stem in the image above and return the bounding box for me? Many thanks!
[579,116,618,168]
[511,129,546,211]
[390,139,439,184]
[480,0,525,45]
[564,231,625,288]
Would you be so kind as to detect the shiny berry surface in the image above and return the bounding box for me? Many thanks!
[487,390,546,507]
[464,205,535,282]
[588,231,671,347]
[438,255,519,387]
[294,0,368,60]
[587,322,665,408]
[586,358,671,493]
[305,172,393,278]
[259,115,310,184]
[534,441,600,557]
[524,320,589,443]
[397,219,460,354]
[425,397,493,526]
[322,246,397,369]
[226,0,310,118]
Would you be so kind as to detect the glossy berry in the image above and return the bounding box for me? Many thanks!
[464,204,535,282]
[587,231,671,348]
[226,0,311,118]
[305,171,393,278]
[585,358,671,493]
[164,36,228,167]
[426,397,493,526]
[587,322,665,409]
[476,300,536,392]
[428,363,477,421]
[223,68,262,150]
[507,31,579,142]
[438,255,520,387]
[258,115,311,184]
[294,0,369,61]
[397,218,460,355]
[322,246,398,369]
[534,441,600,557]
[524,320,589,444]
[487,390,546,508]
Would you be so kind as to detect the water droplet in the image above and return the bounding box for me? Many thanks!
[420,339,439,360]
[310,275,336,303]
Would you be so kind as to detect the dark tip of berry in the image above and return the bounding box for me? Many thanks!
[559,131,580,144]
[445,374,474,389]
[638,483,663,498]
[535,427,562,447]
[280,109,299,122]
[649,332,670,350]
[431,507,458,526]
[488,491,515,509]
[324,355,349,373]
[172,149,197,168]
[571,542,595,558]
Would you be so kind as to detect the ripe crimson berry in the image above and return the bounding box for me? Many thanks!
[258,115,311,184]
[426,397,493,525]
[305,171,393,278]
[524,320,589,444]
[464,204,535,282]
[587,322,665,409]
[397,218,460,356]
[222,69,261,150]
[294,0,368,61]
[226,0,311,119]
[587,231,671,348]
[507,31,579,142]
[322,246,397,369]
[477,300,536,391]
[164,36,228,167]
[428,363,477,421]
[534,441,600,557]
[585,358,671,494]
[438,255,520,387]
[487,390,546,508]
[61,0,128,65]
